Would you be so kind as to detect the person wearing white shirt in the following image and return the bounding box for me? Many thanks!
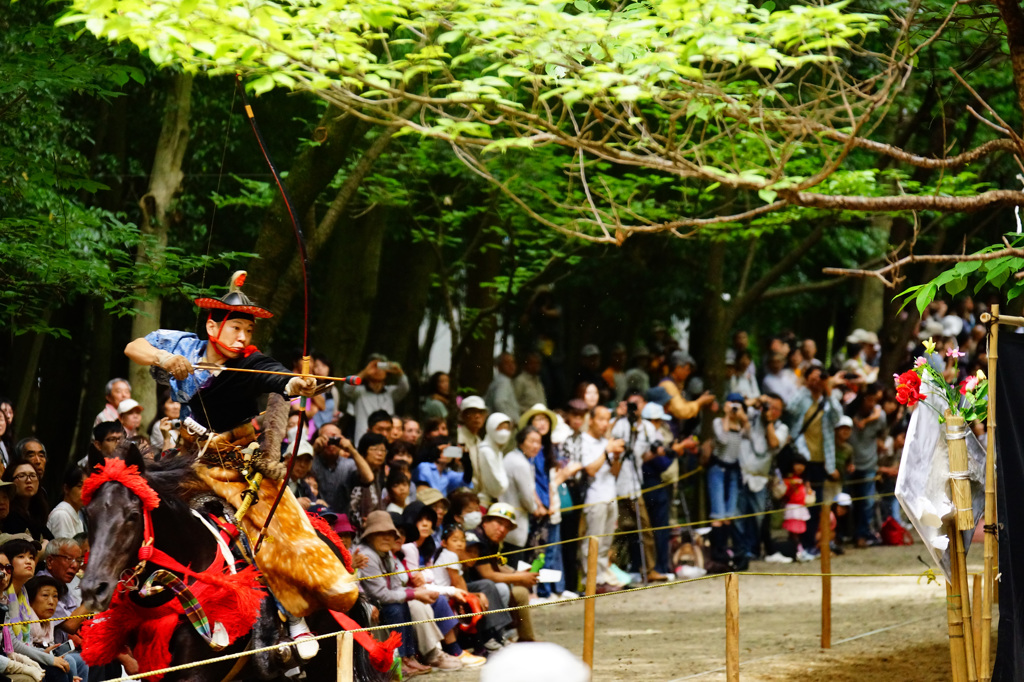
[46,469,86,540]
[609,398,671,582]
[736,394,789,562]
[342,354,410,443]
[580,406,625,589]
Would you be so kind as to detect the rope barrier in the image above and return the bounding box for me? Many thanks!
[355,489,899,582]
[106,568,944,680]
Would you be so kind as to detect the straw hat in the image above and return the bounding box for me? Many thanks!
[416,487,447,509]
[359,510,399,541]
[518,403,557,431]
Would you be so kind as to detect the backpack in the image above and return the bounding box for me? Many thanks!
[880,516,914,546]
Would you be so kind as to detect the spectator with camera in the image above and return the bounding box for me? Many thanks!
[845,383,887,547]
[344,354,410,443]
[708,393,750,569]
[610,393,671,582]
[311,423,374,518]
[785,366,844,556]
[736,393,789,562]
[581,405,625,590]
[658,352,714,421]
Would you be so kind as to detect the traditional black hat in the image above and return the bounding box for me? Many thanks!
[194,270,273,319]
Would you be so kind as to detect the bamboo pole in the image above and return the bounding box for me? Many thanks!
[337,631,353,682]
[726,573,739,682]
[973,572,983,671]
[946,411,978,681]
[981,304,999,682]
[948,578,968,682]
[583,536,599,669]
[820,500,832,649]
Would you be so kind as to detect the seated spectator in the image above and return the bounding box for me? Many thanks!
[37,538,85,644]
[401,419,422,446]
[93,378,131,426]
[27,574,85,679]
[445,490,482,532]
[344,355,410,443]
[462,504,538,643]
[356,511,460,676]
[117,399,144,439]
[349,433,389,529]
[421,373,452,421]
[13,440,46,483]
[385,469,411,514]
[432,525,508,650]
[1,540,73,680]
[2,462,51,542]
[46,469,85,540]
[148,390,181,452]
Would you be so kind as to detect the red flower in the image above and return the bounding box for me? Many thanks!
[898,370,921,391]
[896,384,926,407]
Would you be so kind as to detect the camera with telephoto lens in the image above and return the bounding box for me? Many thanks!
[626,401,638,424]
[328,436,342,447]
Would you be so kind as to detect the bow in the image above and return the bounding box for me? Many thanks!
[237,74,311,553]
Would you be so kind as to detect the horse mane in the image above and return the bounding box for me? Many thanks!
[143,452,210,508]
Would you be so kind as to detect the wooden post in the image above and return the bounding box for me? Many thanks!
[820,501,832,649]
[582,536,599,669]
[337,631,353,682]
[981,305,999,682]
[725,573,739,682]
[947,579,968,682]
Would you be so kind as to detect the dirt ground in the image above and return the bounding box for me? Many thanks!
[445,539,985,681]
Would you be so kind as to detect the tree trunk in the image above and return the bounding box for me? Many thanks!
[451,225,503,396]
[313,207,388,374]
[13,310,50,441]
[129,72,193,416]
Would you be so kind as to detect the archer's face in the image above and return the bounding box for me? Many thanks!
[206,318,255,356]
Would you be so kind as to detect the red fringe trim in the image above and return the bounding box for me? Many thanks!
[81,566,264,681]
[306,512,354,574]
[82,459,160,511]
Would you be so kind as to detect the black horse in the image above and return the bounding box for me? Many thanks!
[79,443,391,682]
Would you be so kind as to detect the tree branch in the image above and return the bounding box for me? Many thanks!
[823,245,1024,288]
[789,189,1024,211]
[761,277,847,300]
[734,223,825,317]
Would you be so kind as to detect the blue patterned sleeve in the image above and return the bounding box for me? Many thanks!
[143,330,209,404]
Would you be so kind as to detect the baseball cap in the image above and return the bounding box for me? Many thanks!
[640,403,669,421]
[667,351,695,370]
[834,492,853,507]
[484,502,518,529]
[460,395,487,412]
[725,392,745,404]
[117,399,142,415]
[836,415,854,429]
[581,344,600,357]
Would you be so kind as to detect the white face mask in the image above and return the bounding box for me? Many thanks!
[462,511,482,530]
[492,429,511,446]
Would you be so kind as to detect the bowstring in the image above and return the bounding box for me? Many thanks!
[192,81,240,435]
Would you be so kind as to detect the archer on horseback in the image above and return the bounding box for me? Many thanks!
[124,270,365,660]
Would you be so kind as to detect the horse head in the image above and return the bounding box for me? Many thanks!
[80,442,151,612]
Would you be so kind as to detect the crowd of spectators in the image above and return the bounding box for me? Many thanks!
[0,295,990,678]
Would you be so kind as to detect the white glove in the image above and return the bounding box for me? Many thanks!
[5,656,44,682]
[285,376,317,397]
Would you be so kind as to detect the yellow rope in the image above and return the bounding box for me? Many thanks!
[108,568,944,680]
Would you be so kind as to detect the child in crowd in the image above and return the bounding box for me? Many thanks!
[386,469,411,513]
[781,455,815,562]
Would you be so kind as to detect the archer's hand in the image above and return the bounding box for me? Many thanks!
[159,353,193,381]
[286,376,317,397]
